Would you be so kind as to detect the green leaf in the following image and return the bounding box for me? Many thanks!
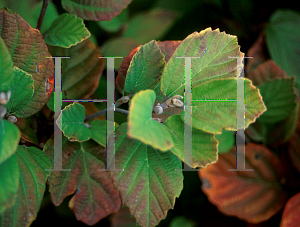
[124,40,166,96]
[123,9,178,44]
[128,90,174,151]
[161,27,244,97]
[57,103,91,142]
[44,137,121,226]
[90,120,107,147]
[48,39,105,100]
[181,78,266,134]
[61,0,133,21]
[5,67,34,117]
[0,9,54,118]
[14,118,39,145]
[0,146,51,226]
[169,216,195,227]
[98,9,128,33]
[0,154,19,214]
[164,115,218,168]
[0,37,14,93]
[258,78,298,123]
[265,9,300,92]
[44,13,91,48]
[215,129,235,154]
[109,123,183,227]
[0,119,20,164]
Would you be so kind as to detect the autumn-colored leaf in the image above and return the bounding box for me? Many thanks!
[61,0,132,21]
[44,137,121,226]
[280,192,300,227]
[199,143,287,223]
[48,39,104,100]
[110,207,139,227]
[116,40,181,94]
[0,9,54,118]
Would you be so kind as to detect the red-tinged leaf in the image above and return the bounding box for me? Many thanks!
[0,9,54,118]
[116,40,181,94]
[199,143,287,223]
[280,192,300,227]
[247,60,288,86]
[48,39,104,99]
[44,137,121,226]
[288,104,300,174]
[245,31,268,73]
[61,0,132,21]
[14,117,38,145]
[110,207,139,227]
[0,146,51,227]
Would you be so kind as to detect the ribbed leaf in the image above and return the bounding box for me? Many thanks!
[0,37,14,93]
[181,78,266,134]
[0,146,51,227]
[44,137,121,226]
[199,143,287,223]
[109,123,183,227]
[14,118,38,145]
[57,103,91,142]
[161,27,244,97]
[44,13,91,48]
[124,40,165,96]
[5,67,34,117]
[128,90,174,151]
[164,115,218,168]
[0,9,54,118]
[61,0,132,21]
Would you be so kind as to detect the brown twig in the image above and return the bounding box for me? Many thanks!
[36,0,51,31]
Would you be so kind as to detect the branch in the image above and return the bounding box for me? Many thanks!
[36,0,51,31]
[84,96,130,121]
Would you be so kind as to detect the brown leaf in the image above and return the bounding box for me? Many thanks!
[280,192,300,227]
[0,9,54,118]
[199,143,287,223]
[44,137,121,225]
[110,207,139,227]
[48,39,104,100]
[116,40,181,94]
[15,117,38,145]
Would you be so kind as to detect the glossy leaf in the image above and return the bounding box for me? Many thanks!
[109,123,183,227]
[44,137,121,226]
[280,192,300,227]
[61,0,132,21]
[161,27,244,97]
[0,9,54,118]
[0,146,51,226]
[265,9,300,92]
[0,37,14,93]
[123,9,178,44]
[5,67,34,117]
[44,13,91,48]
[116,40,181,94]
[48,39,104,100]
[164,115,218,168]
[199,143,287,223]
[128,90,174,151]
[215,129,235,154]
[101,37,140,69]
[14,118,38,145]
[0,154,19,213]
[124,40,165,96]
[57,103,91,142]
[0,119,20,164]
[181,78,266,134]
